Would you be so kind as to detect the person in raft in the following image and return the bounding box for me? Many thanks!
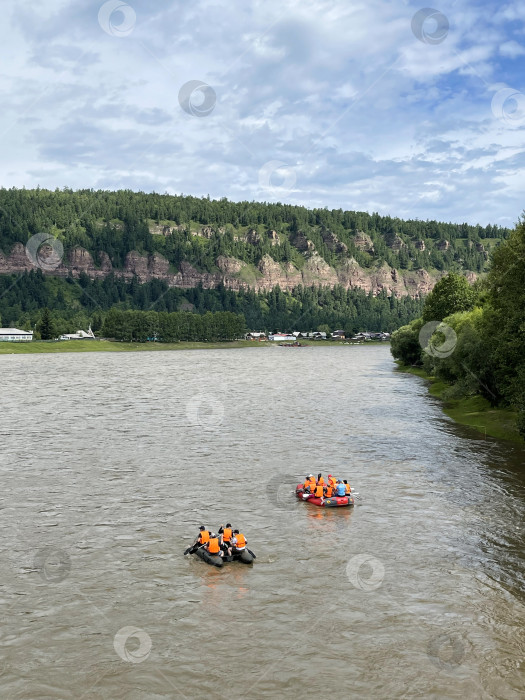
[324,481,334,498]
[218,523,233,555]
[343,479,351,494]
[231,529,247,553]
[316,473,325,485]
[185,526,210,554]
[196,526,210,545]
[313,481,325,499]
[303,475,316,492]
[335,480,346,496]
[205,533,223,557]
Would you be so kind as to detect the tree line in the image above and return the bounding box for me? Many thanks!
[101,309,245,342]
[390,220,525,438]
[0,269,423,337]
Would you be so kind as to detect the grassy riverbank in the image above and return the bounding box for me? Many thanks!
[0,339,270,354]
[397,363,522,443]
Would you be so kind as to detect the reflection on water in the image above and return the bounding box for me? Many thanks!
[1,346,524,699]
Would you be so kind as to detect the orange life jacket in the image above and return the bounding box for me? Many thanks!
[317,476,325,485]
[303,481,311,490]
[328,476,337,487]
[314,484,324,498]
[345,483,351,495]
[198,530,210,544]
[325,485,334,497]
[234,533,246,549]
[222,527,232,542]
[208,537,220,554]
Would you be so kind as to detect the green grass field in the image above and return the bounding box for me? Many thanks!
[0,339,269,354]
[0,339,388,355]
[397,363,522,443]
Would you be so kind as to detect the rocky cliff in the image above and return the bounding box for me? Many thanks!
[0,241,467,297]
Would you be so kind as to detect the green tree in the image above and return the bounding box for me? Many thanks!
[484,219,525,429]
[38,307,55,340]
[390,318,424,366]
[422,273,477,322]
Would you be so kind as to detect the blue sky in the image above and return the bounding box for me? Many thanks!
[1,0,524,226]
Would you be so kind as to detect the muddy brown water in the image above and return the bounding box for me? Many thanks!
[1,345,524,699]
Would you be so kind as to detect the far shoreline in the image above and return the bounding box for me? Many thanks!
[0,339,390,355]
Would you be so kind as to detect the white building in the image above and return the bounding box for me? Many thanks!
[268,334,295,342]
[0,328,33,342]
[59,328,95,341]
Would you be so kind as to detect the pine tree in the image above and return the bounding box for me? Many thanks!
[38,308,55,340]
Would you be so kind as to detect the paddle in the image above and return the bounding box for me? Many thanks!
[247,548,257,559]
[184,543,204,555]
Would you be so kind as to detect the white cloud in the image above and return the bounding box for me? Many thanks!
[0,0,522,226]
[499,40,525,58]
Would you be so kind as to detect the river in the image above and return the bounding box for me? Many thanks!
[1,345,524,699]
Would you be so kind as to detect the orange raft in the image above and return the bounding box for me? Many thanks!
[296,485,354,507]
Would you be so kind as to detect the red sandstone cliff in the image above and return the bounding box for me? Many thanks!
[0,242,466,297]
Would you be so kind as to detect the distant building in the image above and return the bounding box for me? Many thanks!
[245,332,267,341]
[332,330,346,339]
[59,328,95,341]
[296,332,327,339]
[268,334,295,342]
[0,328,33,342]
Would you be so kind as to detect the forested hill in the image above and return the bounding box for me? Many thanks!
[0,189,511,298]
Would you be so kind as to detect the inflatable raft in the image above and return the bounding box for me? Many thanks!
[194,547,255,567]
[296,485,354,507]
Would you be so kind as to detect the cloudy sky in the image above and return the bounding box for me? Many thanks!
[1,0,524,226]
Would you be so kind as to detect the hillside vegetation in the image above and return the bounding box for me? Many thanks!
[391,220,525,440]
[0,188,509,274]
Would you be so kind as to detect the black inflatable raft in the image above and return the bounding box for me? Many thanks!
[194,547,255,567]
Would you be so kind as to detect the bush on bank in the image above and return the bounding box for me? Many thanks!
[391,221,525,439]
